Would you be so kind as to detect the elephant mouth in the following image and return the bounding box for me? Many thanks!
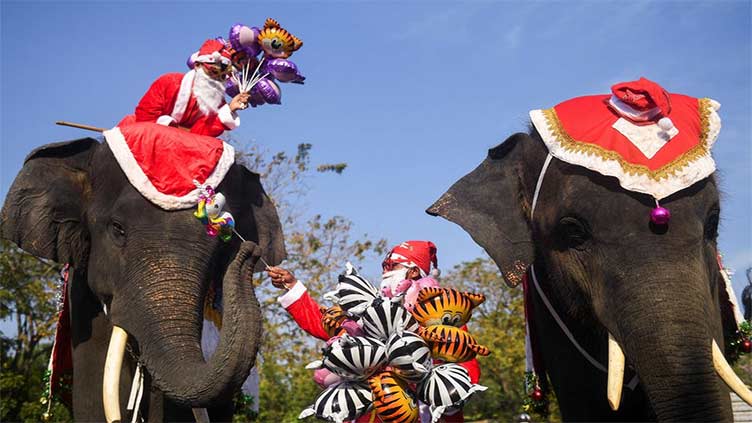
[605,334,752,412]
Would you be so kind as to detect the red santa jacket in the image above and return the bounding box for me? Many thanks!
[279,282,481,423]
[126,71,240,137]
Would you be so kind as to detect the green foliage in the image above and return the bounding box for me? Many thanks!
[0,240,72,422]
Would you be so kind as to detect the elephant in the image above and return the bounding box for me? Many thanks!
[1,137,286,421]
[427,129,751,421]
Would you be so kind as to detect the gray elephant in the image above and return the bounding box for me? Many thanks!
[1,137,286,421]
[428,102,752,419]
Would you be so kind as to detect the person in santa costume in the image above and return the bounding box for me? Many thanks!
[267,240,481,423]
[119,39,250,137]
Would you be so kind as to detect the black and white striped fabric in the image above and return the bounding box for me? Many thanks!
[360,297,420,340]
[312,335,387,380]
[298,381,373,423]
[417,363,487,422]
[323,263,379,316]
[386,331,432,382]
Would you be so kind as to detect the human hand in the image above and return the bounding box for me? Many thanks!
[229,92,251,112]
[266,266,296,290]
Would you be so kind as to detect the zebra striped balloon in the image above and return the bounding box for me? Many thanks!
[323,263,379,316]
[386,331,432,382]
[298,381,373,423]
[360,297,420,340]
[417,363,487,422]
[313,335,387,380]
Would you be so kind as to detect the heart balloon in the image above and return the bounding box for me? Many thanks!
[263,58,305,84]
[251,78,281,105]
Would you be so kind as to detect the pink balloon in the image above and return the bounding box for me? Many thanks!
[313,368,342,389]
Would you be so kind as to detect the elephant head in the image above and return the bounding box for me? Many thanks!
[1,138,286,420]
[428,130,750,421]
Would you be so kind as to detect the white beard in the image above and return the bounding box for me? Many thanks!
[193,68,226,115]
[380,268,409,294]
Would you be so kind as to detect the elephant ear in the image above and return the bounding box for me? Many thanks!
[426,133,535,287]
[236,166,287,271]
[1,138,97,266]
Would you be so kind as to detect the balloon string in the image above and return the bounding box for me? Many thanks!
[232,228,270,269]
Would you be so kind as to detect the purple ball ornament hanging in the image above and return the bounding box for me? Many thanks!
[251,78,281,105]
[650,199,671,226]
[229,24,262,58]
[262,58,305,84]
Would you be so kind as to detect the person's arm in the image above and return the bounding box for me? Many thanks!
[277,281,330,341]
[189,93,248,137]
[134,73,183,125]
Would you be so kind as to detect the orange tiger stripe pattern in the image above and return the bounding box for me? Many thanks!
[369,371,419,423]
[258,18,303,59]
[319,304,348,338]
[418,325,490,363]
[411,287,486,327]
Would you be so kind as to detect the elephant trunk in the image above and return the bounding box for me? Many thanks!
[610,264,732,421]
[111,241,262,407]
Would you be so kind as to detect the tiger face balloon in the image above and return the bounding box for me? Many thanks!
[410,287,485,327]
[258,18,303,59]
[418,325,490,363]
[320,304,348,338]
[369,372,419,423]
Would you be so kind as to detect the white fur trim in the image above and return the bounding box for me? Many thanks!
[609,95,661,122]
[530,100,721,200]
[171,70,195,123]
[196,53,231,66]
[103,126,236,210]
[217,104,240,130]
[278,281,307,309]
[156,115,175,126]
[612,118,678,159]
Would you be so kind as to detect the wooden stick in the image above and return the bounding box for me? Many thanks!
[56,121,106,133]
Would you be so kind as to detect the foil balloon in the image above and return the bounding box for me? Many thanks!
[360,297,419,341]
[225,79,240,98]
[313,368,343,389]
[320,304,349,338]
[298,381,373,423]
[262,58,305,84]
[418,325,490,363]
[411,287,485,327]
[306,334,387,380]
[417,364,487,423]
[186,51,199,69]
[228,23,261,57]
[398,276,440,313]
[258,17,303,59]
[251,77,281,105]
[323,263,379,316]
[194,191,235,242]
[369,371,420,423]
[385,331,432,382]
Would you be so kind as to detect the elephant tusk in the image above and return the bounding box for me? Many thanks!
[103,326,128,423]
[607,333,625,411]
[712,339,752,406]
[192,408,211,423]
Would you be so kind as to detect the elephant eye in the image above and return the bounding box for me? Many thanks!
[110,220,126,244]
[556,216,591,250]
[704,208,720,241]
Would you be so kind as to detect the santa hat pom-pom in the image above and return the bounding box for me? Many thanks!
[430,268,441,278]
[658,117,674,131]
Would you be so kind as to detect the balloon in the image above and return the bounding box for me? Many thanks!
[320,304,348,338]
[411,287,485,327]
[225,79,239,98]
[398,276,441,312]
[306,335,386,380]
[385,331,432,382]
[313,368,343,389]
[323,263,379,316]
[228,23,261,57]
[298,381,373,423]
[418,325,490,363]
[186,51,199,69]
[369,371,420,423]
[258,17,303,59]
[250,77,281,105]
[360,297,419,340]
[417,364,487,423]
[262,58,305,84]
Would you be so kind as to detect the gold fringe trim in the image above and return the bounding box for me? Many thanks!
[542,98,713,181]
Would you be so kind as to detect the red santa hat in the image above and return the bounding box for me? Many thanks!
[609,77,674,131]
[382,240,438,276]
[103,122,235,210]
[194,39,232,66]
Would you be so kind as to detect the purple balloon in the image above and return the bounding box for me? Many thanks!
[262,58,305,84]
[225,79,239,98]
[215,36,227,45]
[186,51,198,69]
[251,78,281,105]
[229,24,261,57]
[248,89,266,107]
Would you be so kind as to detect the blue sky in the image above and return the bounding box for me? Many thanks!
[1,1,750,303]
